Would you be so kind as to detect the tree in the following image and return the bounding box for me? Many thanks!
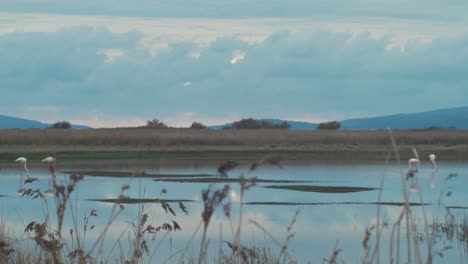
[146,119,168,129]
[317,121,341,130]
[278,121,291,129]
[50,121,71,129]
[230,118,290,129]
[190,122,207,129]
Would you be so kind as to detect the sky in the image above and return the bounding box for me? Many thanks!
[1,1,468,127]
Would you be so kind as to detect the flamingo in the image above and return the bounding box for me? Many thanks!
[429,154,437,170]
[407,158,420,191]
[429,154,438,188]
[41,156,56,192]
[15,157,30,192]
[408,158,420,172]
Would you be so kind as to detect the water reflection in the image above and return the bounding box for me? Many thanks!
[0,160,467,262]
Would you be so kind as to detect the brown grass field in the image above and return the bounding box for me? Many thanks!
[0,128,467,162]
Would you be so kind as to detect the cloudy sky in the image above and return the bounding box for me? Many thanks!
[1,1,468,127]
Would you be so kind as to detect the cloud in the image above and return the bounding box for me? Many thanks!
[1,26,468,127]
[182,81,192,87]
[2,0,468,22]
[230,50,246,65]
[97,48,125,63]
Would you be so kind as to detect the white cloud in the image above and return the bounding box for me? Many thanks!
[188,51,201,60]
[0,12,464,48]
[68,113,148,128]
[2,0,468,25]
[97,48,124,63]
[230,50,246,64]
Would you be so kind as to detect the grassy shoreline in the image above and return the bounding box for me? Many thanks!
[0,128,467,162]
[0,147,467,164]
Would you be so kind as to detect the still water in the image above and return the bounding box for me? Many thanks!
[0,160,467,263]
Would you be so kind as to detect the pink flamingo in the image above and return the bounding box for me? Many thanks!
[41,156,56,192]
[407,158,420,191]
[15,157,30,191]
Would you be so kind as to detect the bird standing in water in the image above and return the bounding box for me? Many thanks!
[429,154,438,188]
[15,157,30,192]
[407,158,420,191]
[42,157,56,193]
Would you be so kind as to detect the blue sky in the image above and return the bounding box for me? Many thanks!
[1,1,468,127]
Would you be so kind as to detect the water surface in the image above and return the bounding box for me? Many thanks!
[1,160,467,262]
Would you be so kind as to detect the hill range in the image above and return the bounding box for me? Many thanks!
[0,115,90,129]
[210,106,468,130]
[1,106,467,129]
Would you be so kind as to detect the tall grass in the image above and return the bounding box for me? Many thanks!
[0,128,467,148]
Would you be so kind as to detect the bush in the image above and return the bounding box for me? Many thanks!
[317,121,341,130]
[229,118,290,129]
[190,122,207,129]
[50,121,71,129]
[146,119,168,129]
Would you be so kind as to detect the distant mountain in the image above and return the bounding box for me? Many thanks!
[0,115,48,129]
[0,115,91,129]
[340,106,468,129]
[209,106,468,130]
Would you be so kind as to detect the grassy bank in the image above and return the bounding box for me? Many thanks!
[0,128,467,162]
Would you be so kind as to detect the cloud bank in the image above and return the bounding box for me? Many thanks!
[1,26,468,126]
[2,0,468,21]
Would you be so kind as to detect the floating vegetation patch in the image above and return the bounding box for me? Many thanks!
[87,198,197,204]
[63,170,214,178]
[445,206,468,210]
[153,178,316,184]
[244,201,431,206]
[263,185,379,193]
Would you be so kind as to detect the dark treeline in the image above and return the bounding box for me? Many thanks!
[317,121,341,130]
[226,118,290,129]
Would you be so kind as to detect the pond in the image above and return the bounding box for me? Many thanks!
[0,159,467,263]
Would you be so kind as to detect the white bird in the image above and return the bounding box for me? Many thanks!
[407,158,420,191]
[41,157,56,192]
[408,158,420,172]
[429,154,438,188]
[15,157,30,191]
[15,157,30,176]
[429,154,438,170]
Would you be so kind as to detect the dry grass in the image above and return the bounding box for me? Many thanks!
[0,128,467,148]
[1,128,468,162]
